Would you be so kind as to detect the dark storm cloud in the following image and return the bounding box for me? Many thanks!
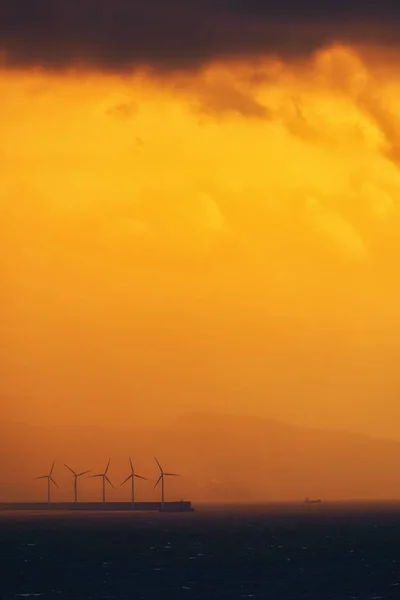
[0,0,399,71]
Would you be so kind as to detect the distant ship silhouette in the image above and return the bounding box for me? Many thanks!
[304,497,322,504]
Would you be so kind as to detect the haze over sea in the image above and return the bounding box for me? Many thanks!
[2,503,400,600]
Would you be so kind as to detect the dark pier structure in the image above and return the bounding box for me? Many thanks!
[0,501,194,512]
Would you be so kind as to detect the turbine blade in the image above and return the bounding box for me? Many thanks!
[35,476,48,480]
[133,474,148,480]
[153,475,162,490]
[77,470,91,477]
[64,464,76,476]
[120,474,132,486]
[154,457,163,473]
[91,474,102,478]
[50,477,59,488]
[164,473,180,477]
[105,476,115,489]
[129,457,133,471]
[104,459,111,475]
[49,461,55,476]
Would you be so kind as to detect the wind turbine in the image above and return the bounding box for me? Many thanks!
[120,458,147,507]
[153,457,179,509]
[91,460,114,503]
[64,464,91,503]
[35,461,59,503]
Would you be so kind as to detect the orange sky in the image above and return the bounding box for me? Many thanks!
[2,43,400,444]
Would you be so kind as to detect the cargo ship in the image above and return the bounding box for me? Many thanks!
[0,501,194,512]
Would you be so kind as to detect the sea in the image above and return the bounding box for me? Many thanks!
[2,503,400,600]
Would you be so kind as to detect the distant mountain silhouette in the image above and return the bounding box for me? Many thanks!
[1,413,400,502]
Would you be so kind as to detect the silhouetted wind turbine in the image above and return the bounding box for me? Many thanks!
[91,460,114,503]
[35,461,59,503]
[153,457,179,509]
[120,458,147,506]
[64,464,91,503]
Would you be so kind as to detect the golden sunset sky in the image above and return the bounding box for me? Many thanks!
[2,2,400,447]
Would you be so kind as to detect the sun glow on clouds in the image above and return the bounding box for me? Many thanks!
[2,44,400,437]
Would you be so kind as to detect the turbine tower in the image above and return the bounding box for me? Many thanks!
[91,460,114,503]
[153,457,179,509]
[64,464,91,503]
[35,461,59,504]
[120,458,147,507]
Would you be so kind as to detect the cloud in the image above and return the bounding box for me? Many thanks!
[308,204,368,262]
[362,185,394,218]
[193,80,269,118]
[357,89,400,168]
[0,0,400,72]
[106,100,139,120]
[194,193,227,232]
[0,45,399,272]
[5,43,400,441]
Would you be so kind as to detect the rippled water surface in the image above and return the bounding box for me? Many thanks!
[2,504,400,599]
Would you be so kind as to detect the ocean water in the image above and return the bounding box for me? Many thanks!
[2,503,400,599]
